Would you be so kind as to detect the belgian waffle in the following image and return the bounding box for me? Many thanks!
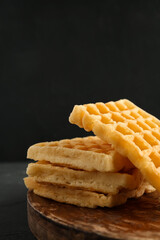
[27,162,141,194]
[27,136,133,173]
[69,99,160,191]
[24,177,155,208]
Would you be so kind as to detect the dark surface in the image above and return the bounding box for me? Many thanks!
[1,1,160,163]
[28,189,160,240]
[0,162,35,240]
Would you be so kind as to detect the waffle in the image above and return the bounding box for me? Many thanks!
[24,177,155,208]
[27,136,133,173]
[27,162,142,194]
[69,99,160,191]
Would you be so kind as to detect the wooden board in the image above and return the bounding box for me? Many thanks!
[27,190,160,240]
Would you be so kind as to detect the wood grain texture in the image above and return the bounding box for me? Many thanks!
[27,190,160,240]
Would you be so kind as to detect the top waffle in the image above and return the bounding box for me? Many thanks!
[27,136,133,172]
[69,99,160,191]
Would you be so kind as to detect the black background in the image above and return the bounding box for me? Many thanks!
[1,0,160,163]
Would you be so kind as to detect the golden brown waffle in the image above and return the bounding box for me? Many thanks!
[27,162,142,194]
[69,99,160,191]
[27,136,133,173]
[24,177,155,208]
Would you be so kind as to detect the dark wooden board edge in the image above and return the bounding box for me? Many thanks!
[27,190,160,240]
[27,192,116,240]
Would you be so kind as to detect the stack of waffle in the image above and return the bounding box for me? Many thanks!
[25,99,160,208]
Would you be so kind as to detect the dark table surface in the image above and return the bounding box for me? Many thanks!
[0,162,36,240]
